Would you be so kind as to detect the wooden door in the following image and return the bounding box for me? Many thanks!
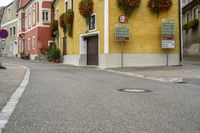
[87,36,98,65]
[63,36,67,55]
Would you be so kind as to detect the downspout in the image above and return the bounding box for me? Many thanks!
[179,0,183,65]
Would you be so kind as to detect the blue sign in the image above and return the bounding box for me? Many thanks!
[0,29,8,39]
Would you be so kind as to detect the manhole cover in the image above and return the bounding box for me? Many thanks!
[118,88,151,93]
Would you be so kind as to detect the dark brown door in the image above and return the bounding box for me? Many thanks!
[63,36,67,55]
[87,35,98,65]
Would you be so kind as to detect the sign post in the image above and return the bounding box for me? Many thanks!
[116,16,130,68]
[121,42,124,68]
[161,19,175,66]
[0,29,9,68]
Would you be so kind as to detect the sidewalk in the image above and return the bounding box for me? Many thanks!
[107,59,200,82]
[0,63,25,110]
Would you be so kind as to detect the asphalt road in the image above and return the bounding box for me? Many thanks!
[0,63,25,110]
[2,58,200,133]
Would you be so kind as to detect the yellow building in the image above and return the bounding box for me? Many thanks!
[53,0,182,68]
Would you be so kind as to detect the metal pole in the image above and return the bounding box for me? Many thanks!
[166,49,169,66]
[0,43,2,66]
[179,0,183,65]
[121,41,124,68]
[167,52,168,66]
[0,55,2,66]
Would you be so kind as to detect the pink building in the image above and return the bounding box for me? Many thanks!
[18,0,53,60]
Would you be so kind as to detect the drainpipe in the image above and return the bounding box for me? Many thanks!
[179,0,183,65]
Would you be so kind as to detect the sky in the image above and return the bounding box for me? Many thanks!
[0,0,14,7]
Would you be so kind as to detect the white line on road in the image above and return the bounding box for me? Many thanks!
[0,66,30,133]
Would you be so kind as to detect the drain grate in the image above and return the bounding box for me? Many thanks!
[118,88,151,93]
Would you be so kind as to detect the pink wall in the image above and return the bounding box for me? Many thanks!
[19,27,52,55]
[17,0,53,58]
[42,1,52,8]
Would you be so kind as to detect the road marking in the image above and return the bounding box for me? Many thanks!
[0,65,30,132]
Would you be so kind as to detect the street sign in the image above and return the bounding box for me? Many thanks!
[116,24,130,41]
[118,15,127,23]
[0,29,9,39]
[161,19,175,49]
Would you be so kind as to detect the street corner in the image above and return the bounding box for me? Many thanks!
[0,63,26,110]
[104,66,186,83]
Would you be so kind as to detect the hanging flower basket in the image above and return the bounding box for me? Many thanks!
[79,0,94,21]
[50,20,58,37]
[66,9,74,24]
[59,13,65,29]
[117,0,140,17]
[63,12,68,27]
[66,9,74,37]
[147,0,172,14]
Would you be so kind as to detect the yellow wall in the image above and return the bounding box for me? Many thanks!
[109,0,180,54]
[55,0,104,55]
[54,0,64,53]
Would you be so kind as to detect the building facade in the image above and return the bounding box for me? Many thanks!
[54,0,181,68]
[0,7,4,26]
[18,0,53,60]
[1,1,19,57]
[182,0,200,57]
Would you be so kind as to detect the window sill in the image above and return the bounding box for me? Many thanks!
[43,21,50,23]
[88,29,97,33]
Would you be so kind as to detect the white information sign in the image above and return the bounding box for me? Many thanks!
[162,40,175,49]
[161,19,175,49]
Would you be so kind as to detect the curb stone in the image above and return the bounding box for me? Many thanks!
[0,66,30,132]
[97,69,184,83]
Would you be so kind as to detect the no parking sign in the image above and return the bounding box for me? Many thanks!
[0,29,8,39]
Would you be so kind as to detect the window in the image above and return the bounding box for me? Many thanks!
[65,0,73,11]
[13,27,15,35]
[10,27,12,36]
[194,7,199,19]
[32,37,36,49]
[28,38,31,50]
[22,18,25,28]
[55,9,59,19]
[7,8,11,21]
[19,18,21,30]
[25,14,27,29]
[42,10,50,22]
[89,14,96,30]
[71,0,73,10]
[65,1,68,12]
[22,39,25,51]
[186,12,190,24]
[32,6,36,24]
[29,11,31,27]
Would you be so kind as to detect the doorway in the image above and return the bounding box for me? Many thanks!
[87,35,98,65]
[63,36,67,55]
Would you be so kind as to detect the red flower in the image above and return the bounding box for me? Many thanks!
[79,0,94,18]
[147,0,172,13]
